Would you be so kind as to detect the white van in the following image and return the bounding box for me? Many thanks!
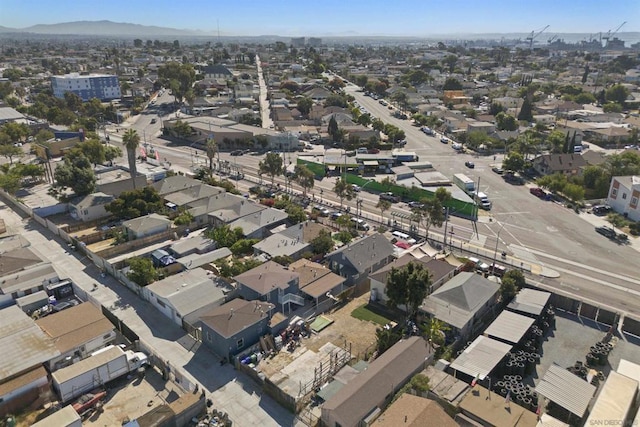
[392,231,417,245]
[474,192,492,210]
[356,147,368,154]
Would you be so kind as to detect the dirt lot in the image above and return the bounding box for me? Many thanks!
[259,293,382,378]
[86,237,116,253]
[16,368,180,426]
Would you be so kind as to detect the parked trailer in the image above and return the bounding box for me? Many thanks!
[584,371,638,427]
[52,346,148,403]
[452,173,475,195]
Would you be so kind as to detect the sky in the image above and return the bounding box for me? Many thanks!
[1,0,639,36]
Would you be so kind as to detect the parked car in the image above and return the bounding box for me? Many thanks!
[464,161,475,169]
[52,300,79,313]
[150,118,157,124]
[440,137,449,144]
[230,150,243,156]
[408,201,424,209]
[351,184,361,192]
[592,205,612,216]
[350,218,370,231]
[529,187,547,198]
[503,172,525,185]
[330,212,343,221]
[313,205,331,217]
[492,166,504,174]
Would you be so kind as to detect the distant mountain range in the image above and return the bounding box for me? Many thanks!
[0,20,205,36]
[0,20,637,45]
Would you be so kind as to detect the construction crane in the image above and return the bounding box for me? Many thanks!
[526,25,550,50]
[602,21,626,47]
[547,35,558,44]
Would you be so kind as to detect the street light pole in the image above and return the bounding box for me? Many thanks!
[492,220,509,271]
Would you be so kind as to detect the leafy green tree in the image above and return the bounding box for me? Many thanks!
[35,129,54,144]
[297,97,313,116]
[324,93,349,108]
[502,152,525,172]
[293,165,314,196]
[205,137,217,177]
[206,224,244,248]
[442,78,462,90]
[328,77,345,91]
[489,102,506,116]
[328,116,340,141]
[122,129,140,188]
[375,327,402,355]
[517,98,533,122]
[75,138,105,166]
[285,204,308,224]
[259,152,284,187]
[334,178,355,208]
[354,75,368,87]
[605,84,630,106]
[105,145,122,163]
[271,255,294,266]
[158,62,196,103]
[385,261,431,319]
[105,187,164,220]
[2,122,29,143]
[546,130,567,154]
[495,112,518,131]
[0,173,20,194]
[310,229,335,255]
[127,257,158,286]
[230,239,260,256]
[280,80,300,93]
[603,102,623,113]
[53,153,96,196]
[376,199,392,223]
[0,144,23,164]
[537,173,567,193]
[391,91,409,112]
[563,183,585,202]
[173,210,194,226]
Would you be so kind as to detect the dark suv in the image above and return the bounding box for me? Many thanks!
[379,192,400,203]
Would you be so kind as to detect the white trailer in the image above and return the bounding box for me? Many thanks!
[584,371,638,427]
[52,346,148,403]
[453,173,475,194]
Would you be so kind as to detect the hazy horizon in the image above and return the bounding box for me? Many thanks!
[1,0,638,37]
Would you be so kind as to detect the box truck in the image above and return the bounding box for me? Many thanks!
[452,173,475,195]
[52,345,148,402]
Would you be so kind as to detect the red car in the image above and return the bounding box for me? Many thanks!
[529,187,547,198]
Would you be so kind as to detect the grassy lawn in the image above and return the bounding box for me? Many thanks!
[351,304,391,326]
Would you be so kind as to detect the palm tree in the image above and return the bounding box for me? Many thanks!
[205,137,217,177]
[376,199,391,223]
[122,129,140,188]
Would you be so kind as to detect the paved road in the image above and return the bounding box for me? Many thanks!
[256,55,274,130]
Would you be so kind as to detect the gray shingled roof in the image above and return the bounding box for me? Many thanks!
[234,261,298,295]
[200,298,274,338]
[122,213,171,234]
[327,233,395,274]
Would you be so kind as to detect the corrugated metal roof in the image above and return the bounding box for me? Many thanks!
[507,288,551,316]
[450,336,512,381]
[535,363,596,417]
[483,310,534,344]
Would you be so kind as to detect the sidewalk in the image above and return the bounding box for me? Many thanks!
[577,210,640,253]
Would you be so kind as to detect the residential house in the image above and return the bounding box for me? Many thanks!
[420,272,500,340]
[587,126,630,144]
[122,213,172,240]
[289,259,346,307]
[187,192,247,226]
[144,268,229,328]
[341,125,379,141]
[466,121,495,135]
[326,234,395,287]
[35,302,116,371]
[202,64,233,80]
[371,394,457,427]
[581,150,608,167]
[169,235,216,258]
[304,86,331,102]
[531,153,586,177]
[443,90,469,105]
[229,207,289,239]
[151,175,202,197]
[163,183,224,208]
[68,192,114,222]
[0,107,25,125]
[177,247,232,271]
[607,176,640,221]
[233,261,303,312]
[207,198,266,228]
[369,254,457,304]
[253,221,329,261]
[0,306,59,417]
[320,337,433,427]
[493,96,523,110]
[199,298,274,361]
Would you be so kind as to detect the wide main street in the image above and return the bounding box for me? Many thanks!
[105,79,640,321]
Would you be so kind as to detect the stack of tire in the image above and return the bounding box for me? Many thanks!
[493,375,538,412]
[587,341,614,367]
[566,361,588,380]
[501,350,541,377]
